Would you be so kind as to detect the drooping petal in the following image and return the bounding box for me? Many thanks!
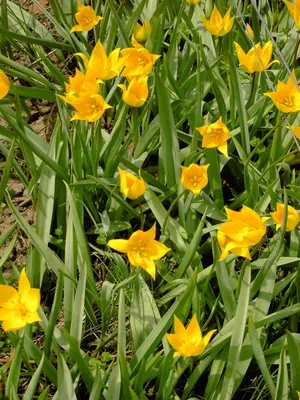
[141,258,156,279]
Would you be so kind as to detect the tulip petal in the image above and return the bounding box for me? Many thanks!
[2,316,26,332]
[201,329,217,348]
[26,289,41,313]
[186,315,202,340]
[25,311,41,324]
[107,239,129,254]
[19,269,31,298]
[142,258,156,280]
[174,315,186,336]
[166,333,182,352]
[0,286,17,305]
[149,240,171,260]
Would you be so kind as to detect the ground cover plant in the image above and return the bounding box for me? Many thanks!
[0,0,300,398]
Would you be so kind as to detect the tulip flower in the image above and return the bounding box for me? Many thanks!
[121,36,160,80]
[0,269,40,332]
[245,23,254,40]
[108,224,170,279]
[166,315,217,357]
[186,0,200,4]
[76,41,123,81]
[71,2,102,32]
[0,70,10,100]
[181,163,209,195]
[289,125,300,139]
[118,75,149,107]
[265,71,300,113]
[133,21,152,42]
[71,94,112,122]
[58,69,100,104]
[118,167,146,199]
[284,0,300,29]
[270,203,300,232]
[234,41,279,74]
[201,6,234,36]
[217,206,267,261]
[196,117,230,157]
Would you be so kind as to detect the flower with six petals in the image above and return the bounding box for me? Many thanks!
[181,163,209,195]
[270,203,300,232]
[71,2,102,32]
[0,70,10,100]
[121,36,160,80]
[201,6,234,36]
[265,71,300,113]
[234,41,279,74]
[133,21,152,42]
[71,94,111,122]
[196,117,230,157]
[166,315,217,357]
[76,41,123,81]
[58,69,100,105]
[0,269,41,332]
[108,224,170,279]
[217,206,267,261]
[118,167,146,200]
[284,0,300,29]
[118,75,149,107]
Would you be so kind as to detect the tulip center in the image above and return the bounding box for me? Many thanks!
[189,176,202,188]
[283,96,294,107]
[90,100,103,114]
[18,302,29,318]
[82,16,93,25]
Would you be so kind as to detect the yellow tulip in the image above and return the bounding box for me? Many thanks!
[298,391,300,400]
[284,0,300,29]
[201,6,234,36]
[118,167,146,200]
[71,94,112,122]
[196,117,230,157]
[245,23,254,40]
[217,206,267,261]
[118,75,149,107]
[270,203,300,232]
[108,224,171,279]
[133,21,152,42]
[58,69,100,104]
[186,0,200,4]
[70,2,102,32]
[265,71,300,113]
[166,315,217,357]
[121,36,160,80]
[289,125,300,139]
[181,163,209,195]
[0,70,10,100]
[76,41,123,81]
[234,41,279,74]
[0,269,40,332]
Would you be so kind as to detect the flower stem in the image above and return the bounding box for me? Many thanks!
[138,197,144,230]
[162,190,186,236]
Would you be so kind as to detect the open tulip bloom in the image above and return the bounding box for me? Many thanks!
[201,6,234,36]
[0,269,41,332]
[108,224,170,279]
[181,163,209,195]
[284,0,300,29]
[234,41,279,74]
[265,70,300,113]
[118,75,149,107]
[196,117,230,157]
[70,2,102,32]
[217,206,268,260]
[166,315,217,357]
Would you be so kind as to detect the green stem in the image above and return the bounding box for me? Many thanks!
[162,190,186,235]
